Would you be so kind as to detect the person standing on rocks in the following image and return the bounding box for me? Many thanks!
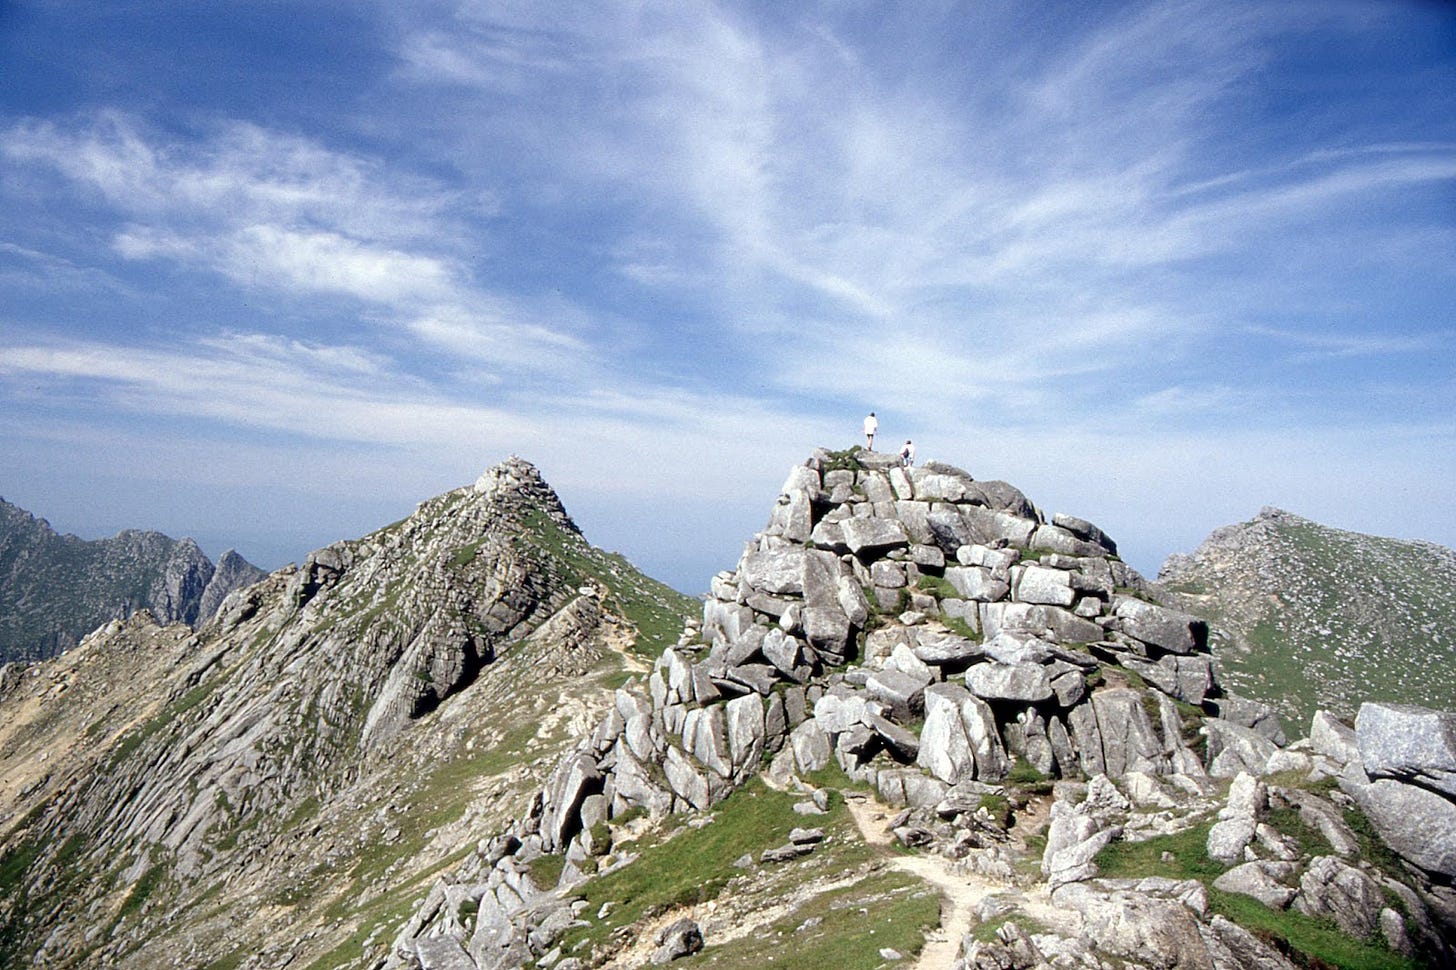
[863,412,878,450]
[900,440,915,467]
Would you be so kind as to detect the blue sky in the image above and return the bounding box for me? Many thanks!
[1,0,1452,593]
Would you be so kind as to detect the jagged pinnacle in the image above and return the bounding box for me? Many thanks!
[473,456,579,534]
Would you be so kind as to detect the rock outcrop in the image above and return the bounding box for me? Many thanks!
[1347,702,1456,882]
[7,452,1452,970]
[391,450,1363,969]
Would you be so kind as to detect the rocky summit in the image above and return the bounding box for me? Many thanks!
[4,452,1455,970]
[388,450,1456,970]
[0,496,266,663]
[0,458,695,968]
[1160,507,1456,726]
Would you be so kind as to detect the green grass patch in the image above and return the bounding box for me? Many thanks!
[942,616,979,641]
[560,779,861,957]
[1163,578,1208,596]
[333,719,540,903]
[971,912,1048,943]
[1265,771,1340,796]
[1264,807,1333,859]
[1342,805,1410,884]
[803,759,875,795]
[450,540,484,568]
[0,835,43,894]
[685,870,938,970]
[1007,760,1048,785]
[915,574,958,599]
[1096,823,1418,969]
[528,852,566,890]
[117,860,170,921]
[201,950,248,970]
[588,820,612,856]
[170,678,222,717]
[819,448,865,473]
[1119,667,1148,691]
[977,794,1012,828]
[1209,889,1416,970]
[1093,821,1225,882]
[515,508,696,662]
[303,872,433,970]
[1022,831,1048,859]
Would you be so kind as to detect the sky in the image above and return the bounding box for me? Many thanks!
[0,0,1452,594]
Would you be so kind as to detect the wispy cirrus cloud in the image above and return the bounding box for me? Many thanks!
[0,113,591,378]
[383,0,1453,425]
[0,330,832,504]
[1,0,1452,588]
[3,114,452,239]
[1244,325,1449,360]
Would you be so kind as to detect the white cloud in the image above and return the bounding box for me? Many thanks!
[2,112,612,382]
[407,304,588,367]
[3,115,450,241]
[221,226,457,304]
[3,0,1453,587]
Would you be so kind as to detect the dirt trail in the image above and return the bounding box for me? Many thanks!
[601,611,653,674]
[843,795,1001,970]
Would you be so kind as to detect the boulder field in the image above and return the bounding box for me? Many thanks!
[390,450,1456,969]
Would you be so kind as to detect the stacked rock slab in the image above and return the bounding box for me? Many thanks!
[692,450,1220,794]
[1345,702,1456,930]
[1163,704,1456,961]
[388,451,1252,969]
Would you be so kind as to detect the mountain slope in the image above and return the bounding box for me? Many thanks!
[385,451,1453,970]
[1159,507,1456,726]
[378,454,1456,967]
[7,458,1452,970]
[0,497,265,662]
[0,459,696,969]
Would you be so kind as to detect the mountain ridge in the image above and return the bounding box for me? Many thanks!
[0,458,697,968]
[4,455,1454,969]
[382,449,1454,969]
[1159,505,1456,726]
[0,495,266,663]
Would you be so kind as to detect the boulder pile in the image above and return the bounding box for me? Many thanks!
[387,450,1456,969]
[973,720,1456,967]
[1346,703,1456,936]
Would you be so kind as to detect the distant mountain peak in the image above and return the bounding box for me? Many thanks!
[0,499,265,663]
[1161,509,1456,724]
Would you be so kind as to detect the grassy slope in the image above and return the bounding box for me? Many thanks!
[1165,516,1456,726]
[553,779,941,969]
[517,507,699,662]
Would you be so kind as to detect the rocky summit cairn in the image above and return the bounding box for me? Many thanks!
[400,450,1456,970]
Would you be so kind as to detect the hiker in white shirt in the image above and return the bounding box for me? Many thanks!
[863,412,878,450]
